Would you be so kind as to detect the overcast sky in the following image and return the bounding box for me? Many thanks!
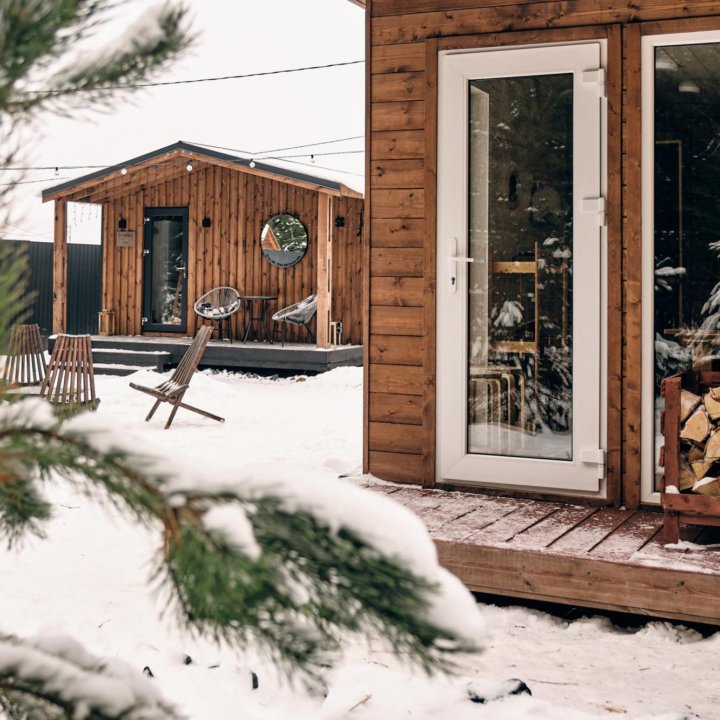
[6,0,364,243]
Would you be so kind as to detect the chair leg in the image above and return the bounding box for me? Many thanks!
[165,395,184,430]
[178,401,225,423]
[303,322,316,344]
[146,399,162,422]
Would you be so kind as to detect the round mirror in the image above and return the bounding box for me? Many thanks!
[260,213,308,268]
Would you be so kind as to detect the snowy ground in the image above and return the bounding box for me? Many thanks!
[1,367,717,719]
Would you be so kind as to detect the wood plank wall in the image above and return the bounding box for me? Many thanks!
[365,0,720,502]
[331,196,365,347]
[101,165,363,345]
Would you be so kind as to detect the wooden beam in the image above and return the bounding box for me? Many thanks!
[52,199,68,334]
[316,194,332,348]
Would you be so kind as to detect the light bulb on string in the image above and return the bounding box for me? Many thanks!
[186,162,193,172]
[120,166,128,175]
[249,159,256,168]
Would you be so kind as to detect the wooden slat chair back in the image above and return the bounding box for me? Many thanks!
[129,325,224,429]
[2,324,47,387]
[39,334,99,412]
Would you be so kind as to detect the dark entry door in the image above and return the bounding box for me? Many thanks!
[142,207,189,333]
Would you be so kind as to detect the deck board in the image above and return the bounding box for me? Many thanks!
[547,507,633,555]
[509,504,598,550]
[431,496,525,542]
[466,501,563,545]
[361,481,720,625]
[590,513,662,561]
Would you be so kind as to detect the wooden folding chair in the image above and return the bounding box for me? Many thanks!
[129,325,224,429]
[39,334,99,413]
[2,324,47,388]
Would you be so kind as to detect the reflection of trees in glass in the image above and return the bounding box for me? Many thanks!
[472,74,573,436]
[261,214,308,252]
[653,43,720,488]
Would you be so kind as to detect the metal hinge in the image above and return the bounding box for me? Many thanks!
[143,249,150,256]
[581,448,606,480]
[582,196,606,226]
[141,316,148,325]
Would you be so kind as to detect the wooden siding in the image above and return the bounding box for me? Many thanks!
[99,164,363,344]
[364,0,720,501]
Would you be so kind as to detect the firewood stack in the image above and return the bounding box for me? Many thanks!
[675,388,720,496]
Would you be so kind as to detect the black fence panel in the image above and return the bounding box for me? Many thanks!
[0,240,101,336]
[67,243,102,334]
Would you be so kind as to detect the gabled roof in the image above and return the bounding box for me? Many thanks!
[42,140,363,203]
[346,0,365,6]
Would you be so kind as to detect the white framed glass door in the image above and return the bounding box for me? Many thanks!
[641,31,720,504]
[437,42,607,492]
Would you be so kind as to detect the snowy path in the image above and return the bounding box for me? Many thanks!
[1,368,717,719]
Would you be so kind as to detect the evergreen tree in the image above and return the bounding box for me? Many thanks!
[0,5,481,717]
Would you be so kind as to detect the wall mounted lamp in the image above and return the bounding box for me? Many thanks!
[201,217,212,228]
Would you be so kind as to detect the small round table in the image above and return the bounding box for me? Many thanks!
[239,295,277,343]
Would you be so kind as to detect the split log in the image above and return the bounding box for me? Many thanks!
[705,429,720,460]
[703,387,720,421]
[679,462,696,492]
[693,477,720,496]
[688,444,706,463]
[680,406,711,445]
[681,389,702,422]
[691,458,715,480]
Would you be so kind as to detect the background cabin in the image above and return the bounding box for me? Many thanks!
[43,141,364,348]
[358,0,720,626]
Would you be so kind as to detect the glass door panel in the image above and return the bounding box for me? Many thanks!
[468,73,573,461]
[142,208,189,333]
[650,40,720,493]
[437,42,605,493]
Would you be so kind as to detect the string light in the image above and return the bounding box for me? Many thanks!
[249,159,256,168]
[120,166,128,175]
[186,161,193,172]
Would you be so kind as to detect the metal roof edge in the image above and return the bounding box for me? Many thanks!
[41,140,357,201]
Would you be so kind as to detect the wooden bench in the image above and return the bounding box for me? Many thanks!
[39,334,99,413]
[2,324,47,387]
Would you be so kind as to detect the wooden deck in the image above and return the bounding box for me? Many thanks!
[362,481,720,626]
[49,335,363,374]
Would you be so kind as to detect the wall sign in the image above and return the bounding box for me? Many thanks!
[116,230,136,247]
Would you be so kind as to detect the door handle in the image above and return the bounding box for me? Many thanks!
[448,237,474,293]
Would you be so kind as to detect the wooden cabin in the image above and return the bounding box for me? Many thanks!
[43,141,364,348]
[357,0,720,625]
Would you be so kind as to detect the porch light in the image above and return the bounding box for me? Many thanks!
[202,217,211,228]
[118,217,127,230]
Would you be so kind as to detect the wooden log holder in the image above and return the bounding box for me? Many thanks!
[660,370,720,543]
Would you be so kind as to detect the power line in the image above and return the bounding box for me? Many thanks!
[0,176,70,186]
[24,60,364,96]
[271,149,364,160]
[256,135,363,156]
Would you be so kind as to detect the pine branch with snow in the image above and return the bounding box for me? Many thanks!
[0,0,195,117]
[0,392,479,682]
[0,633,180,720]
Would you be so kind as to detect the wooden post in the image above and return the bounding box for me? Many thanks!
[316,193,333,348]
[52,199,68,334]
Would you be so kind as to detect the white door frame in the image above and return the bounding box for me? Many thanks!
[640,30,720,504]
[436,41,608,494]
